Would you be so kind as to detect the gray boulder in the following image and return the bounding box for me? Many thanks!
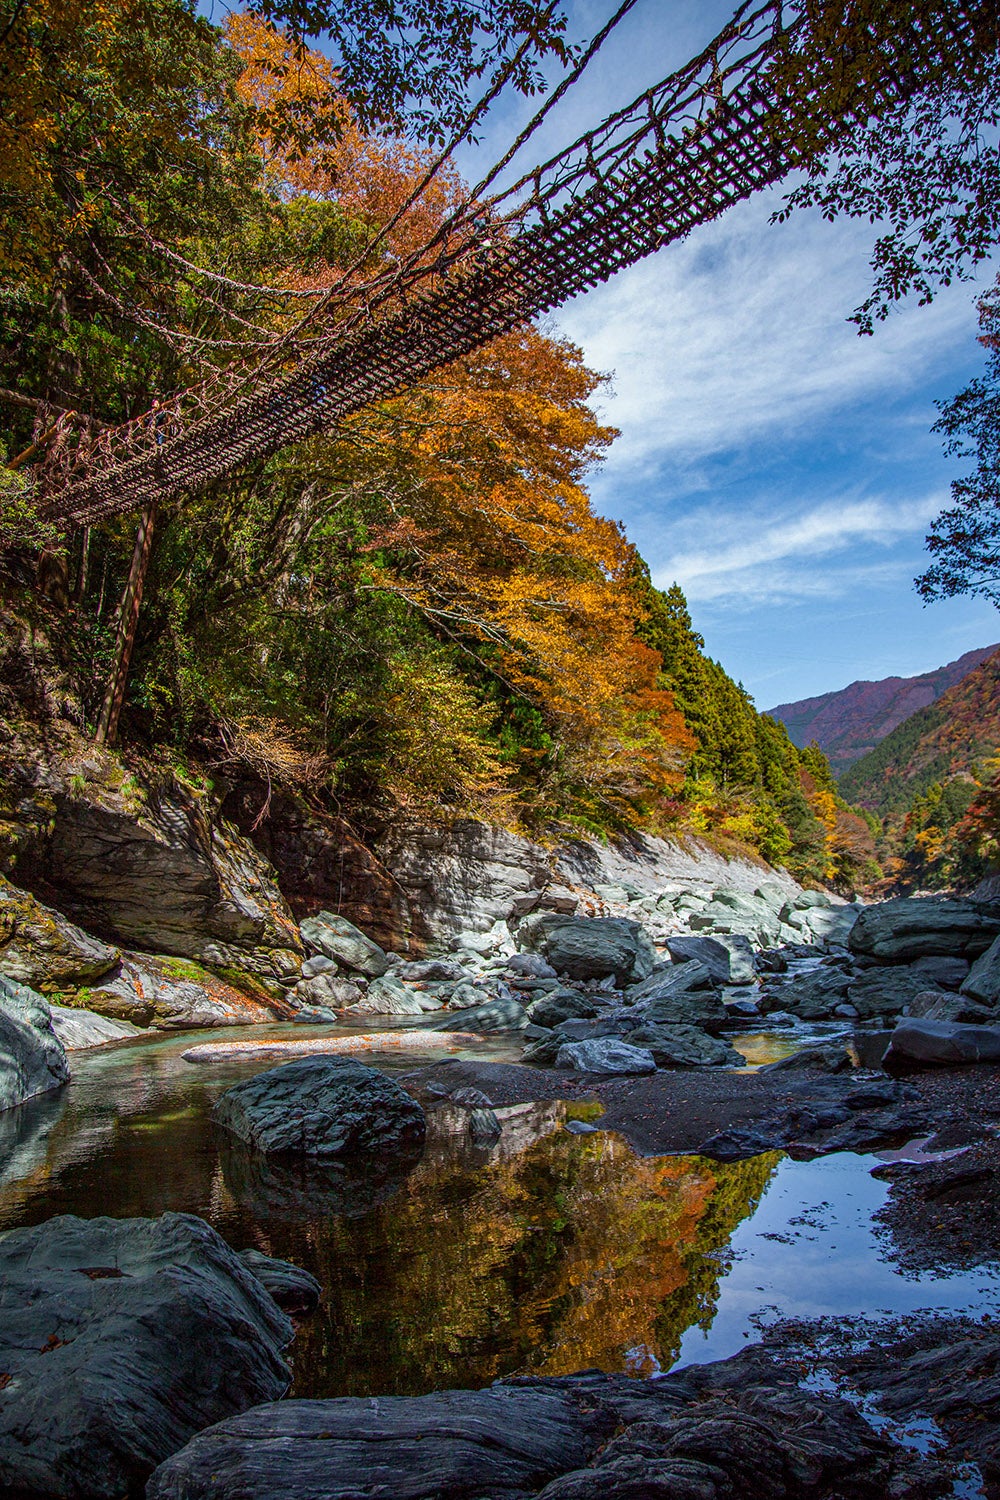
[555,1038,656,1075]
[961,934,1000,1005]
[0,1212,293,1500]
[294,971,364,1010]
[85,952,283,1028]
[645,987,728,1032]
[213,1057,426,1157]
[299,912,391,976]
[48,1002,145,1049]
[428,996,530,1033]
[760,968,851,1020]
[147,1386,597,1500]
[395,959,465,982]
[625,1023,744,1068]
[849,897,1000,962]
[904,990,997,1024]
[0,974,70,1113]
[0,875,120,990]
[910,954,970,990]
[666,933,756,985]
[446,980,493,1010]
[344,973,438,1015]
[506,952,557,978]
[527,989,598,1028]
[527,916,655,984]
[235,1249,322,1314]
[846,967,931,1020]
[628,961,714,1002]
[884,1017,1000,1066]
[758,1043,853,1074]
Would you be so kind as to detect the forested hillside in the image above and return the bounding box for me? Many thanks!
[768,643,999,776]
[839,650,1000,888]
[0,3,871,889]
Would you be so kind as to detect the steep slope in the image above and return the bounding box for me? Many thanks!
[767,644,999,776]
[838,649,1000,817]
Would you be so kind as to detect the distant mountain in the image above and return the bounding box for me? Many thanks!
[766,644,1000,778]
[838,649,1000,817]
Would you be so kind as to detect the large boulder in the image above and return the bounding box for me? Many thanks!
[49,1002,145,1049]
[0,974,69,1113]
[884,1017,1000,1067]
[0,876,119,990]
[213,1057,426,1158]
[961,934,1000,1005]
[625,1022,744,1068]
[526,916,655,985]
[554,1038,656,1075]
[846,967,931,1020]
[11,771,302,982]
[429,995,530,1033]
[84,952,285,1028]
[527,989,598,1028]
[759,968,851,1020]
[627,961,715,1003]
[344,974,439,1015]
[666,933,756,985]
[0,1212,294,1500]
[299,912,391,977]
[849,897,1000,962]
[147,1387,599,1500]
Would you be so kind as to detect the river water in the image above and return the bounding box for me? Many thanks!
[1,1025,998,1401]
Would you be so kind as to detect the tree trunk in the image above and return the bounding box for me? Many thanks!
[72,525,90,606]
[95,499,157,747]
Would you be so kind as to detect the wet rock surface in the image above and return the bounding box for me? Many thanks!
[213,1057,427,1158]
[0,974,69,1113]
[0,1212,294,1500]
[147,1357,949,1500]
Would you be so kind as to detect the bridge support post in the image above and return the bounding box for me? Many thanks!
[95,498,158,747]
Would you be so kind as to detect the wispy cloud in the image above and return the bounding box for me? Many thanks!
[558,193,979,474]
[651,491,945,605]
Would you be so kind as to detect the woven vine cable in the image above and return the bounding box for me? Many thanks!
[34,0,997,523]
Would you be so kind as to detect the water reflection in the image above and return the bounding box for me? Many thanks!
[0,1031,780,1395]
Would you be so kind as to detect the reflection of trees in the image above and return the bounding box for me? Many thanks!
[262,1132,778,1398]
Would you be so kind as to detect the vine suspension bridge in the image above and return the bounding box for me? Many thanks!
[23,0,998,526]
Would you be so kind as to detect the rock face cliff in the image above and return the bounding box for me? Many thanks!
[224,792,800,952]
[767,644,999,777]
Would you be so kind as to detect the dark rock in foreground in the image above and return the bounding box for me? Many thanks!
[0,974,70,1114]
[213,1056,426,1157]
[147,1359,946,1500]
[0,1212,294,1500]
[884,1017,1000,1067]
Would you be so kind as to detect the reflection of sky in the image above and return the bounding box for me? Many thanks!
[676,1150,1000,1369]
[459,1,1000,704]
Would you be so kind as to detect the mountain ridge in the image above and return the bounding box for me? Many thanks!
[766,643,1000,777]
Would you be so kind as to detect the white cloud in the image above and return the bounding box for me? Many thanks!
[556,192,980,474]
[651,491,945,605]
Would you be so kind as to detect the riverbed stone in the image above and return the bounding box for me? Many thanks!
[0,1211,293,1500]
[48,1002,145,1048]
[759,968,851,1020]
[849,896,1000,962]
[628,960,714,1002]
[429,995,530,1033]
[625,1022,744,1068]
[960,934,1000,1005]
[910,954,970,990]
[903,990,997,1024]
[526,916,655,985]
[527,988,598,1027]
[147,1386,600,1500]
[344,973,438,1015]
[666,933,757,984]
[884,1017,1000,1067]
[84,951,284,1028]
[299,912,391,976]
[213,1057,426,1157]
[294,971,364,1009]
[555,1037,656,1075]
[234,1248,322,1314]
[846,967,930,1020]
[0,876,120,991]
[0,974,70,1113]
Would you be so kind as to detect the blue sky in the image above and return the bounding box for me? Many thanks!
[448,0,1000,707]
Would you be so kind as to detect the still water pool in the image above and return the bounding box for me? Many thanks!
[1,1027,996,1398]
